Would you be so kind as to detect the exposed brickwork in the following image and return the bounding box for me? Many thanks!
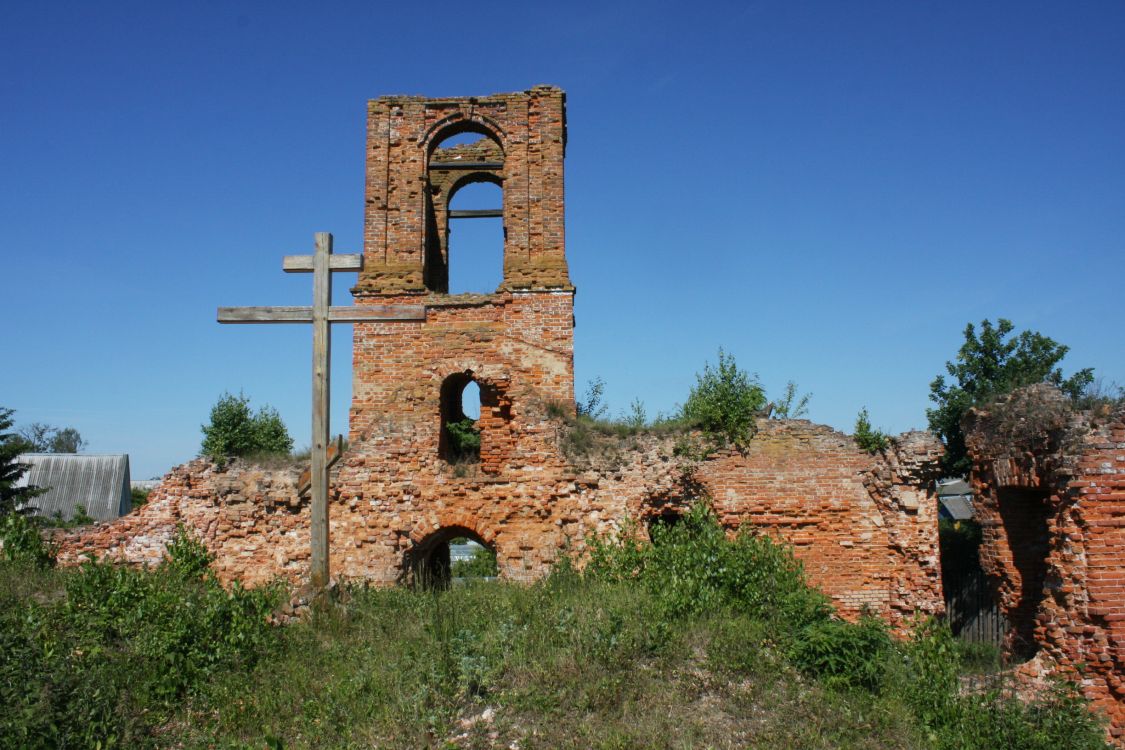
[56,421,944,628]
[355,86,571,295]
[966,384,1125,743]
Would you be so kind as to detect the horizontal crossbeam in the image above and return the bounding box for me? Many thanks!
[282,254,363,272]
[449,209,503,219]
[428,161,503,170]
[217,305,426,324]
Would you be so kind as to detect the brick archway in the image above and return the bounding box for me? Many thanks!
[405,518,498,588]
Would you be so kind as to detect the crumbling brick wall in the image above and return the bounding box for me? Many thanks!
[56,419,944,629]
[356,86,570,295]
[965,384,1125,742]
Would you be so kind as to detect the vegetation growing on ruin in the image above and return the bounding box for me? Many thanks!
[200,391,294,461]
[0,508,1110,749]
[854,406,891,453]
[555,353,774,466]
[927,319,1094,476]
[681,348,766,448]
[770,380,812,419]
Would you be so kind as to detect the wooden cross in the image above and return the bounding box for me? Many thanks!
[218,232,425,590]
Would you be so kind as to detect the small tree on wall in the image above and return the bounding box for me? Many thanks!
[200,392,294,460]
[682,349,766,448]
[927,319,1093,476]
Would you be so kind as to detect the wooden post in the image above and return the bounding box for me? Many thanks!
[310,232,331,589]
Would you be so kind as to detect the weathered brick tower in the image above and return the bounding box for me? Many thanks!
[347,86,577,579]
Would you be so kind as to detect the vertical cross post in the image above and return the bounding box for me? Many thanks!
[309,232,331,589]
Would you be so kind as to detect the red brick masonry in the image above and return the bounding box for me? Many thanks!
[966,384,1125,743]
[56,421,944,629]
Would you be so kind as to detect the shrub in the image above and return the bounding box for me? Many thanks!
[200,392,294,460]
[854,407,890,453]
[681,349,765,448]
[789,617,892,691]
[0,528,278,746]
[0,512,56,567]
[585,503,829,627]
[164,524,215,581]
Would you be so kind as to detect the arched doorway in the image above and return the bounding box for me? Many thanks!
[407,526,497,589]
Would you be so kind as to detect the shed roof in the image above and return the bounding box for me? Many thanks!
[15,454,132,522]
[937,478,972,497]
[939,495,975,521]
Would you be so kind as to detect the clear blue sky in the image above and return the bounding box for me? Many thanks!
[3,1,1122,479]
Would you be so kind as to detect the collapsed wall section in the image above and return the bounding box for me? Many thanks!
[965,384,1125,742]
[54,419,944,630]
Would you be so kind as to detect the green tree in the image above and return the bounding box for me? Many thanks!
[200,393,294,460]
[16,422,85,453]
[927,319,1093,476]
[251,405,294,455]
[682,349,766,448]
[0,408,44,515]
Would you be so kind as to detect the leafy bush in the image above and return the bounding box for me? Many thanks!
[0,511,56,567]
[789,617,892,691]
[681,349,765,448]
[884,619,1108,749]
[586,503,830,627]
[0,524,277,747]
[854,407,890,453]
[200,392,294,460]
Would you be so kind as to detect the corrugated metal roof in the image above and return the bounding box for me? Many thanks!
[14,454,132,522]
[937,478,972,496]
[939,496,975,521]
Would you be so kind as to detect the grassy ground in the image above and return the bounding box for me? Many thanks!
[0,512,1112,750]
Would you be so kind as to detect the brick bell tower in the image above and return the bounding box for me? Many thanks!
[348,86,575,493]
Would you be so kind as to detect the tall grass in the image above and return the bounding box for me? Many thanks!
[0,511,1111,749]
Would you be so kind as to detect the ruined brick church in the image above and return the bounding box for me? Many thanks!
[60,86,947,625]
[53,86,1125,743]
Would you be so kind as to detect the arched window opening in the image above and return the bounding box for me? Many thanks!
[997,487,1051,661]
[441,373,481,465]
[447,181,504,294]
[439,372,513,474]
[408,526,497,589]
[425,126,505,294]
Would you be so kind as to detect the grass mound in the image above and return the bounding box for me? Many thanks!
[0,511,1110,749]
